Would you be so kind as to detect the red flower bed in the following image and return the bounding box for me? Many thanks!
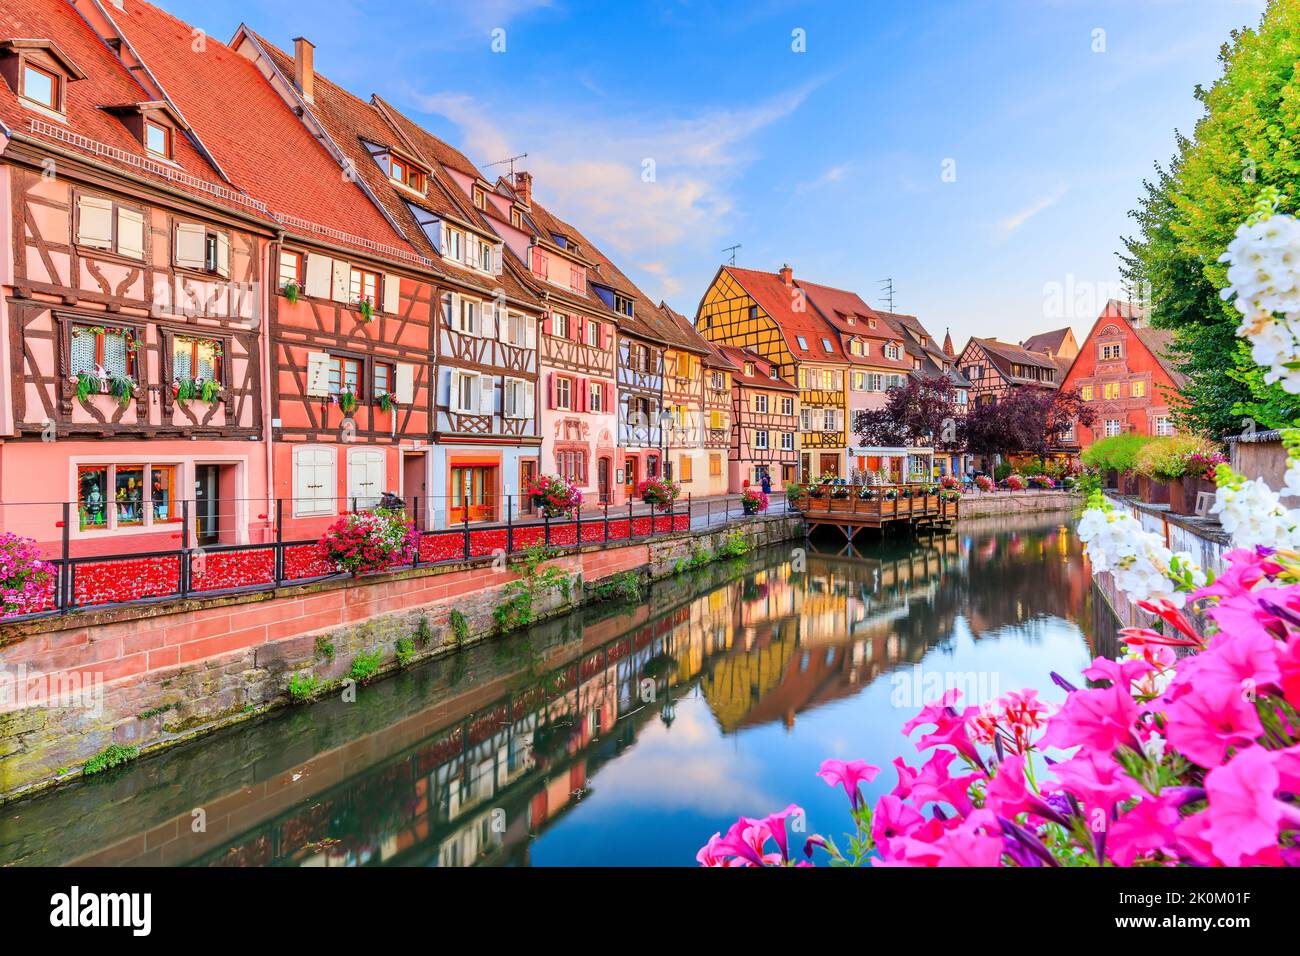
[673,513,690,532]
[581,522,606,543]
[511,526,545,550]
[191,548,275,592]
[607,519,631,540]
[549,522,577,547]
[468,528,507,557]
[419,532,464,563]
[283,543,332,580]
[631,517,652,537]
[74,554,180,607]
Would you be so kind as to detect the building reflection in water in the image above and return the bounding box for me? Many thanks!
[0,512,1099,868]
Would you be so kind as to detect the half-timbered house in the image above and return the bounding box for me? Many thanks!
[701,341,738,497]
[237,33,542,528]
[718,347,798,492]
[695,264,849,481]
[1060,300,1185,446]
[0,0,278,555]
[658,304,714,493]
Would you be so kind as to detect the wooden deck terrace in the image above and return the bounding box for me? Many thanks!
[792,484,959,540]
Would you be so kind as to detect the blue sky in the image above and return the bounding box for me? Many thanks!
[165,0,1264,351]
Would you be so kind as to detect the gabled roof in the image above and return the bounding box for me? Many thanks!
[104,4,411,259]
[1132,327,1187,388]
[876,310,971,387]
[1021,327,1073,356]
[967,337,1061,387]
[658,303,718,359]
[1104,298,1149,322]
[0,0,268,222]
[722,266,847,363]
[243,30,538,297]
[716,346,798,391]
[795,280,913,372]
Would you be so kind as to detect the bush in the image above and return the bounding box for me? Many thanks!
[395,636,415,667]
[319,507,417,575]
[993,463,1012,482]
[349,648,383,683]
[1134,435,1222,482]
[84,744,138,776]
[593,571,641,603]
[288,672,318,701]
[1080,434,1153,475]
[448,609,468,644]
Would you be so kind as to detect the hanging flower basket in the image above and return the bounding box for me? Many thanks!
[740,487,769,515]
[0,532,56,618]
[318,508,417,576]
[637,477,679,507]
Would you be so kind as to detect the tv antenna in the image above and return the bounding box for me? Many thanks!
[722,243,742,266]
[483,152,529,177]
[878,277,895,313]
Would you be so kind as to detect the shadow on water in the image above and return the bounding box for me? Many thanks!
[0,508,1118,867]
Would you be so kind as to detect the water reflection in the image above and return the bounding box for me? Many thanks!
[0,510,1107,868]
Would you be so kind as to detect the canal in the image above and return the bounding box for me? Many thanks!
[0,509,1116,867]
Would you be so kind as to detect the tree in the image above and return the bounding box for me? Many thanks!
[854,376,964,450]
[962,387,1095,463]
[1120,0,1300,435]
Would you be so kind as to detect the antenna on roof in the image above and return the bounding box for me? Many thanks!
[483,152,529,177]
[722,243,742,266]
[878,277,895,313]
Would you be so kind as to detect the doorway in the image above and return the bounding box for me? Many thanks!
[819,453,840,478]
[625,456,638,497]
[450,464,497,523]
[597,457,611,504]
[194,464,220,547]
[402,451,427,526]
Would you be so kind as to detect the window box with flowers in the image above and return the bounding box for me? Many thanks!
[333,390,359,416]
[69,324,139,408]
[170,334,224,408]
[526,474,582,518]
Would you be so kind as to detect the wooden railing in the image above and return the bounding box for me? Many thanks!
[791,483,959,522]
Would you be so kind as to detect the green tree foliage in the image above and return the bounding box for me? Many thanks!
[1120,0,1300,435]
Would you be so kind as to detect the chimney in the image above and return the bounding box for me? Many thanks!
[293,37,315,104]
[779,263,793,286]
[513,170,532,207]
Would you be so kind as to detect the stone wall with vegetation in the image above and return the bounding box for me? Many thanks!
[0,513,802,802]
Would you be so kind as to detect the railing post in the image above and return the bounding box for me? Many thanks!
[463,506,471,560]
[411,495,421,569]
[59,501,70,612]
[686,492,691,531]
[180,499,191,599]
[507,495,514,554]
[575,502,582,546]
[603,501,609,543]
[274,498,284,586]
[545,510,551,547]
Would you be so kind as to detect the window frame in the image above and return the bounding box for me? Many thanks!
[328,354,363,399]
[144,119,172,160]
[20,60,60,111]
[349,266,381,307]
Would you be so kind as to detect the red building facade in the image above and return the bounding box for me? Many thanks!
[1060,300,1185,445]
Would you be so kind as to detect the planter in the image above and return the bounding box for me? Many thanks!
[1121,472,1141,496]
[1136,475,1170,505]
[1169,476,1214,516]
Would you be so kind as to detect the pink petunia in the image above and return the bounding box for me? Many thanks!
[1163,678,1263,769]
[817,758,880,810]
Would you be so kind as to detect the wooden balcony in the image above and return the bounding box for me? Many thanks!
[791,483,958,539]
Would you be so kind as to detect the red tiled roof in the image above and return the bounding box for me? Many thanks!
[969,337,1061,388]
[1133,326,1188,389]
[107,4,410,259]
[724,266,846,363]
[657,302,714,357]
[0,0,265,220]
[795,279,912,371]
[1021,327,1072,355]
[717,346,798,390]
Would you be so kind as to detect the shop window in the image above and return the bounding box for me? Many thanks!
[76,463,181,531]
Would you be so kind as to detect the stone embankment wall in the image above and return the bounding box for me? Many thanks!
[0,514,802,802]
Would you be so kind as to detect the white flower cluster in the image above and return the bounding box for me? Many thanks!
[1211,473,1300,550]
[1283,457,1300,499]
[1219,214,1300,393]
[1077,506,1206,607]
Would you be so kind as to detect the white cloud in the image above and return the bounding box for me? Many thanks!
[408,80,819,302]
[795,162,856,195]
[995,184,1067,239]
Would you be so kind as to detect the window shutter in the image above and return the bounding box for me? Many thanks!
[571,316,583,342]
[305,351,332,397]
[497,307,511,344]
[215,232,231,278]
[304,253,331,298]
[116,207,145,260]
[174,222,206,269]
[331,260,350,303]
[525,381,536,418]
[548,372,557,410]
[525,316,537,350]
[493,245,503,276]
[76,195,114,250]
[479,300,494,340]
[382,274,401,315]
[604,381,613,412]
[576,377,588,412]
[541,314,552,336]
[478,375,494,416]
[394,363,414,404]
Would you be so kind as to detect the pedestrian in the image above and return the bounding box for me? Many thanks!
[760,471,772,496]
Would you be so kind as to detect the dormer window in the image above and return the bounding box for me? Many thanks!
[744,362,755,377]
[386,155,427,193]
[614,293,634,317]
[1,40,85,116]
[796,336,808,351]
[473,185,487,209]
[144,119,171,160]
[511,208,523,228]
[21,62,58,110]
[821,338,833,353]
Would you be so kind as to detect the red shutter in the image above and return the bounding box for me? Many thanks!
[577,377,588,412]
[549,372,557,410]
[600,322,611,349]
[572,317,584,343]
[605,381,613,412]
[542,314,552,336]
